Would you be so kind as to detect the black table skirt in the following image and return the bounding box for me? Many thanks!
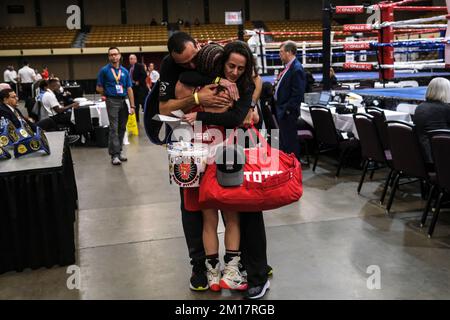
[0,145,78,274]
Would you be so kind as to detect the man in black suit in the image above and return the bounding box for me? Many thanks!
[273,41,306,160]
[129,54,149,123]
[0,88,36,131]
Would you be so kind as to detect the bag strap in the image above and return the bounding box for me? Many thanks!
[227,125,268,149]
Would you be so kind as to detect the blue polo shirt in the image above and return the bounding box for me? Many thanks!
[97,64,132,97]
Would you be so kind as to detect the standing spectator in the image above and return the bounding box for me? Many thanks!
[147,63,160,89]
[41,67,49,80]
[3,66,17,93]
[128,54,148,123]
[273,40,306,160]
[18,61,36,100]
[34,70,43,81]
[96,47,136,166]
[3,66,11,82]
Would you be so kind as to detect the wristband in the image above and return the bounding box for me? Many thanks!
[194,92,200,105]
[214,77,221,84]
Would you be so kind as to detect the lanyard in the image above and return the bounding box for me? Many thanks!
[111,68,122,84]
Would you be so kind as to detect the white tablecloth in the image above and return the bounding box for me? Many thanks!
[70,101,109,127]
[300,105,411,139]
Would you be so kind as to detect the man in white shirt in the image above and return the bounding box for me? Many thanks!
[18,61,36,100]
[3,66,12,82]
[37,79,79,133]
[3,66,17,93]
[148,63,160,86]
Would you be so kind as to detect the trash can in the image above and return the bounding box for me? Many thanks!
[94,126,109,148]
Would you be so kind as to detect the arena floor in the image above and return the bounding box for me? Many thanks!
[1,111,450,299]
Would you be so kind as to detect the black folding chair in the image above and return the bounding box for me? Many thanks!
[385,121,435,214]
[353,113,393,201]
[421,129,450,237]
[309,105,359,177]
[365,106,390,151]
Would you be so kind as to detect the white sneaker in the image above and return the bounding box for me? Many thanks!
[220,256,248,291]
[111,157,121,165]
[119,152,127,162]
[205,260,221,292]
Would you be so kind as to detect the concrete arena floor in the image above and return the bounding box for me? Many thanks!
[1,116,450,299]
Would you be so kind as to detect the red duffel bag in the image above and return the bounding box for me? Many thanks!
[198,127,303,212]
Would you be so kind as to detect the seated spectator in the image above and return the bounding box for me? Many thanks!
[330,67,338,87]
[194,18,200,26]
[36,79,79,133]
[161,19,168,26]
[413,77,450,164]
[0,83,12,91]
[150,18,157,26]
[36,79,47,102]
[184,20,191,28]
[0,88,36,131]
[177,18,184,25]
[51,77,74,106]
[320,68,338,88]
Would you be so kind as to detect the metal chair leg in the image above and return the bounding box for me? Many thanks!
[369,163,376,180]
[313,152,319,172]
[420,185,436,227]
[336,148,349,177]
[386,173,401,213]
[357,160,369,194]
[428,191,444,238]
[380,169,394,205]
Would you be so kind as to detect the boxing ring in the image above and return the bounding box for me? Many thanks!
[262,71,450,84]
[352,86,426,101]
[246,0,450,94]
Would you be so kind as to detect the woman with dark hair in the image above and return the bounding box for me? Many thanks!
[178,41,271,299]
[182,41,255,127]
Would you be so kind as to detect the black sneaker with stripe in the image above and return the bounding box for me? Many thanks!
[189,260,208,291]
[244,280,270,300]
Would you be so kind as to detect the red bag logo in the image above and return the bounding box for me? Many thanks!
[243,170,283,183]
